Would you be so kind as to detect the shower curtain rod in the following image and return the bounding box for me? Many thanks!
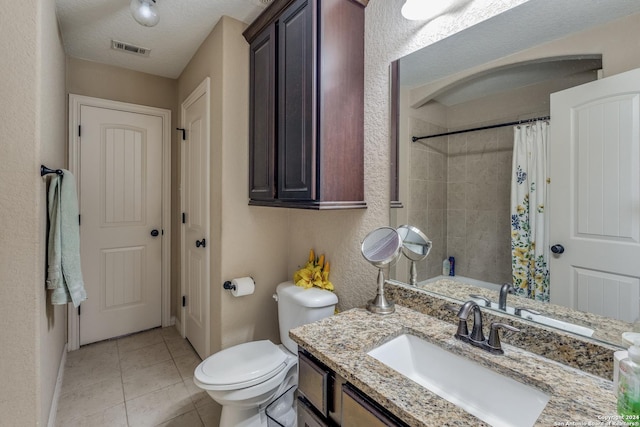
[411,115,550,142]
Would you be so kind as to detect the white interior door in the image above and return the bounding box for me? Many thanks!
[550,68,640,322]
[181,79,210,359]
[79,105,163,345]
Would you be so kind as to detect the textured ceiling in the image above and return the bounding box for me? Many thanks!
[55,0,269,78]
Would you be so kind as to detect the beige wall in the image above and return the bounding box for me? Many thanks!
[66,57,178,111]
[177,16,289,356]
[39,0,69,423]
[286,0,527,310]
[0,0,67,425]
[174,0,528,341]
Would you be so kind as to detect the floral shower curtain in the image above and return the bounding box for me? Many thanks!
[511,121,550,301]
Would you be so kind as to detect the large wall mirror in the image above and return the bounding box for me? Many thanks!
[389,0,640,348]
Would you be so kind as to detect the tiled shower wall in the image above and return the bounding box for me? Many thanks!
[446,126,513,284]
[407,117,448,279]
[408,118,513,284]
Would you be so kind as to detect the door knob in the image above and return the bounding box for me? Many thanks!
[196,238,206,248]
[551,244,564,254]
[150,229,160,237]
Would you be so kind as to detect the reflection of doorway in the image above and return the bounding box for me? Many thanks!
[397,58,601,286]
[549,68,640,322]
[180,78,210,359]
[68,95,172,350]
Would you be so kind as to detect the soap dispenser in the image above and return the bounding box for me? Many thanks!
[618,339,640,419]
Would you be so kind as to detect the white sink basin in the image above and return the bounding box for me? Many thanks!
[367,334,550,427]
[468,298,594,337]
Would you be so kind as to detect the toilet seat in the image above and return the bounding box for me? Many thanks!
[194,340,289,391]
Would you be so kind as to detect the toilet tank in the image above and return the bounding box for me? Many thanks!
[276,281,338,354]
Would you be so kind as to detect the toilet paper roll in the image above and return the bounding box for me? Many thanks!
[231,277,255,297]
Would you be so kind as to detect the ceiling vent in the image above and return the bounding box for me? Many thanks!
[111,40,151,57]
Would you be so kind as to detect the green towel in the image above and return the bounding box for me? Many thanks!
[46,170,87,307]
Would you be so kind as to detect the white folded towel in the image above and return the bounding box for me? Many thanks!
[46,170,87,307]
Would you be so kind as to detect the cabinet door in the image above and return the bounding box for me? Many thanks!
[249,24,276,201]
[342,385,404,427]
[277,0,315,200]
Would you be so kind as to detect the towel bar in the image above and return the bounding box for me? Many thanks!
[41,165,63,177]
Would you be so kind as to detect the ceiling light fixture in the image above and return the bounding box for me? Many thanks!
[130,0,159,27]
[401,0,450,21]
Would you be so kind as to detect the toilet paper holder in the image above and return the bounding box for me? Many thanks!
[223,277,255,291]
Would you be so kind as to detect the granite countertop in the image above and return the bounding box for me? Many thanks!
[290,306,617,427]
[417,278,629,347]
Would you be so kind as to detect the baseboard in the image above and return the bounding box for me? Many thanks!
[47,343,67,427]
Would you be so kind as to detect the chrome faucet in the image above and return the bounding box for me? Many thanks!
[455,301,485,346]
[454,300,520,355]
[485,323,520,355]
[498,283,515,311]
[514,307,541,317]
[469,294,491,307]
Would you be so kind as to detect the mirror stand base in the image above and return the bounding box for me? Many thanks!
[366,264,397,315]
[367,294,395,315]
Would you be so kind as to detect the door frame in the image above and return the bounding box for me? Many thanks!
[67,94,172,351]
[178,77,211,356]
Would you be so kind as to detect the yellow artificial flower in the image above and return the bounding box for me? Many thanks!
[322,281,334,291]
[294,266,322,289]
[293,249,335,292]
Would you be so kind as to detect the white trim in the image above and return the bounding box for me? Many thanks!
[47,344,67,427]
[180,77,211,354]
[67,94,172,351]
[175,315,184,338]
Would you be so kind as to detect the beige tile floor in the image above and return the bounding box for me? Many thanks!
[55,326,222,427]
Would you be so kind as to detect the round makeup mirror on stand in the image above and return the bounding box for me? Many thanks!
[397,225,432,286]
[361,227,403,315]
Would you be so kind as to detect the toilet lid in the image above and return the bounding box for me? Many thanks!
[198,340,287,386]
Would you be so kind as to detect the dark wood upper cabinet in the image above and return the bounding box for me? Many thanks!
[245,0,368,209]
[249,25,276,201]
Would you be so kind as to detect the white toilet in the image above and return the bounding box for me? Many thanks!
[193,281,338,427]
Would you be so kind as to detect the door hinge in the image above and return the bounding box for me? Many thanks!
[78,214,81,226]
[182,212,186,224]
[78,305,81,316]
[78,125,81,137]
[182,296,186,307]
[176,128,186,141]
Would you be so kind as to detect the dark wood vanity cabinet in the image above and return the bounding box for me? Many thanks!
[244,0,367,209]
[297,350,408,426]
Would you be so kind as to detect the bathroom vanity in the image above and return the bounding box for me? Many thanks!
[290,305,616,426]
[294,350,408,426]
